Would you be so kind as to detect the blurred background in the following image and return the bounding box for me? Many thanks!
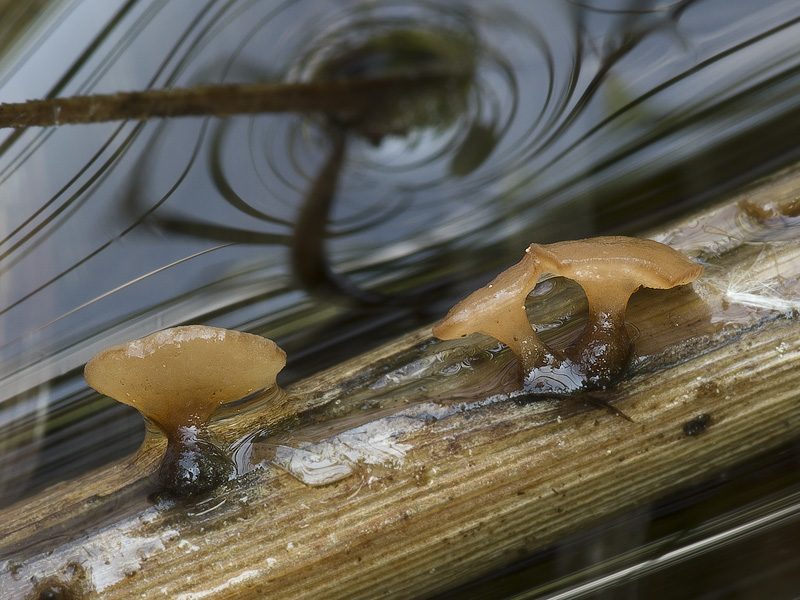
[1,0,799,597]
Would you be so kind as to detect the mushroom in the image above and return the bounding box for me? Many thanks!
[84,325,286,496]
[533,237,704,386]
[433,236,703,391]
[432,251,563,378]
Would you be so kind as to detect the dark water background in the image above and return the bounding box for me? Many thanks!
[1,0,799,597]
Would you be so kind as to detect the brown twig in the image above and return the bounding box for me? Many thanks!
[0,71,458,129]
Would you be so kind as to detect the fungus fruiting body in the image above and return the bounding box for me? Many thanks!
[432,251,559,375]
[85,325,286,496]
[433,236,703,392]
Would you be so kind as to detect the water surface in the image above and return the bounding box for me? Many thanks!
[1,0,800,596]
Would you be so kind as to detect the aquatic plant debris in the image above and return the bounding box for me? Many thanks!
[173,569,263,600]
[723,255,800,314]
[0,507,179,597]
[271,395,534,486]
[272,418,414,486]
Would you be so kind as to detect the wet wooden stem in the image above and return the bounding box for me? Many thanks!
[3,164,800,599]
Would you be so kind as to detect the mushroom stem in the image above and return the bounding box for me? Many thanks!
[566,284,638,386]
[487,299,558,378]
[158,425,235,497]
[567,310,632,386]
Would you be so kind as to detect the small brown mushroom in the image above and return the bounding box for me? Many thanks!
[534,237,704,385]
[85,325,286,496]
[433,236,703,391]
[432,251,562,378]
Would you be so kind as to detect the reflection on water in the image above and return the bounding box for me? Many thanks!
[1,0,800,595]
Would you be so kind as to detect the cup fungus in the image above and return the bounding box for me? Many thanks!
[433,236,703,392]
[84,325,286,496]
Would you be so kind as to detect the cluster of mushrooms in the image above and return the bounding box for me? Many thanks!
[433,236,703,391]
[84,236,702,496]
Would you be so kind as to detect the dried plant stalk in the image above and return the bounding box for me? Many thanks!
[2,164,800,599]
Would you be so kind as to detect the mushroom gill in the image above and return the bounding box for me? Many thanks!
[85,325,286,496]
[433,236,703,392]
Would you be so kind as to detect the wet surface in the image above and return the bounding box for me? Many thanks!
[4,0,800,503]
[1,0,800,598]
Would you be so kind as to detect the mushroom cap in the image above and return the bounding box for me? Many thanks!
[531,236,703,293]
[432,252,542,342]
[84,326,286,432]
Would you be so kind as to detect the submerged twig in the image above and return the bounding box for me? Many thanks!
[0,71,462,129]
